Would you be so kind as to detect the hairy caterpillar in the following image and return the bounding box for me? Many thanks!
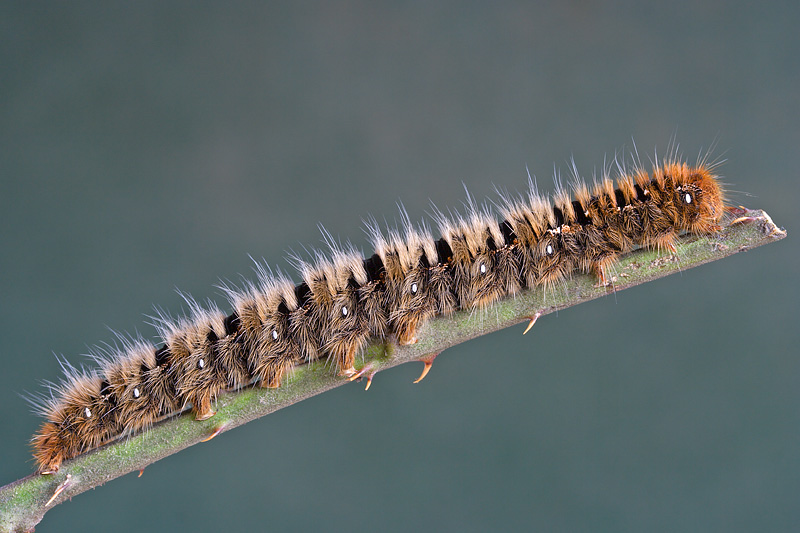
[31,152,726,474]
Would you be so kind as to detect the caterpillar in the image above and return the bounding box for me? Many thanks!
[30,152,726,475]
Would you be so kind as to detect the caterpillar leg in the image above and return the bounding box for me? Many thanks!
[328,334,370,377]
[254,356,294,389]
[346,363,370,382]
[592,257,618,288]
[192,394,216,421]
[398,332,418,346]
[333,347,357,377]
[340,366,357,377]
[394,316,421,346]
[194,408,216,421]
[651,234,678,255]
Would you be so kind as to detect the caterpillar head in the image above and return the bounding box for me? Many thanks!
[674,165,725,234]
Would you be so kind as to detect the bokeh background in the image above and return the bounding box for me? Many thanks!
[1,2,797,531]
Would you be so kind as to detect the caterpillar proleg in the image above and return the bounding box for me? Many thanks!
[31,149,726,474]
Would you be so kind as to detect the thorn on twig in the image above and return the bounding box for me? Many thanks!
[201,424,226,442]
[522,312,541,335]
[364,372,375,390]
[731,216,758,226]
[413,353,439,384]
[45,474,72,507]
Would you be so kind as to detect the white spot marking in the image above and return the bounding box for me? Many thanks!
[479,263,486,274]
[84,407,92,418]
[272,330,278,340]
[411,282,418,294]
[546,244,553,255]
[198,358,205,369]
[341,306,348,316]
[684,193,692,204]
[133,387,140,398]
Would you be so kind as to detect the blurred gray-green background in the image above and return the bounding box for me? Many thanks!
[1,2,797,531]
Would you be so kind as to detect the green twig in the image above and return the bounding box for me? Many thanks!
[0,207,785,533]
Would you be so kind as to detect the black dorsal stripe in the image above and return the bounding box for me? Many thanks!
[294,282,311,307]
[434,237,453,264]
[419,249,431,269]
[99,379,117,406]
[499,220,516,245]
[154,346,170,367]
[572,201,591,225]
[485,230,498,251]
[223,312,240,336]
[552,206,565,228]
[277,301,290,316]
[363,253,384,282]
[615,189,627,208]
[634,184,648,201]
